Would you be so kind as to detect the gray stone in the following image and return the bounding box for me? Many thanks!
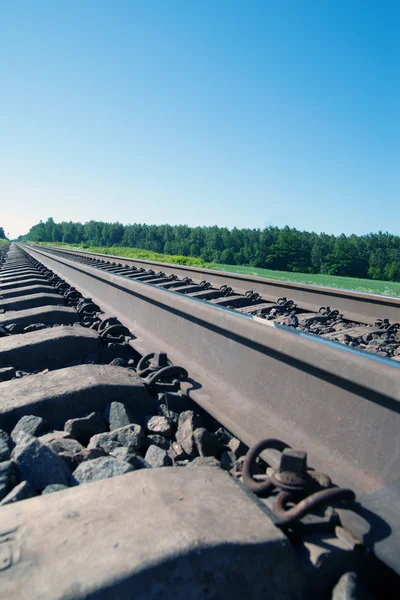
[215,427,233,445]
[11,414,48,442]
[221,450,236,471]
[332,572,374,600]
[42,436,84,457]
[147,434,170,451]
[0,480,35,506]
[58,451,76,470]
[0,460,14,501]
[74,447,107,466]
[176,411,202,457]
[146,415,172,437]
[144,445,172,468]
[87,436,123,454]
[64,412,108,446]
[108,447,132,462]
[73,457,133,484]
[168,441,186,462]
[109,447,149,470]
[0,429,11,461]
[158,404,179,427]
[12,433,71,490]
[38,430,72,444]
[123,452,149,470]
[193,427,221,457]
[88,424,145,453]
[42,484,69,495]
[228,437,247,458]
[104,402,134,430]
[188,457,221,468]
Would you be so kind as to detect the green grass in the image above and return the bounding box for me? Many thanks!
[34,241,400,297]
[214,264,400,297]
[0,238,9,246]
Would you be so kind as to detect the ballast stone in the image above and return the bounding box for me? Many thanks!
[0,480,35,506]
[11,415,48,442]
[193,427,221,457]
[228,436,247,457]
[176,410,202,457]
[88,424,145,454]
[73,456,133,484]
[41,435,84,457]
[144,445,172,468]
[158,403,179,426]
[105,401,134,430]
[147,434,170,451]
[64,412,108,446]
[42,484,69,495]
[38,430,72,444]
[12,433,71,490]
[73,447,107,465]
[109,448,149,470]
[146,415,172,437]
[0,467,307,599]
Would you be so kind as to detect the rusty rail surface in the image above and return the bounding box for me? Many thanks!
[18,242,400,576]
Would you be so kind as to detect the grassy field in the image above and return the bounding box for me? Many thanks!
[0,238,9,246]
[34,241,400,297]
[214,263,400,297]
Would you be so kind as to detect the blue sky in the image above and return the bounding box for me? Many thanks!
[1,1,398,239]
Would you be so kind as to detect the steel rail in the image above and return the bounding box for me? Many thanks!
[29,243,400,326]
[19,243,400,574]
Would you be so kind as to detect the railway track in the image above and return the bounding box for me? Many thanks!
[0,241,399,598]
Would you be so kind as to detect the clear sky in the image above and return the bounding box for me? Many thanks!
[1,0,398,239]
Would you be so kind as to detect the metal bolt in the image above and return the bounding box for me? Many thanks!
[272,449,309,492]
[278,449,308,476]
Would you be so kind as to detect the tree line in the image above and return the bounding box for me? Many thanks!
[0,226,7,239]
[19,218,400,282]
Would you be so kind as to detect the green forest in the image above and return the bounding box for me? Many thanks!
[19,218,400,282]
